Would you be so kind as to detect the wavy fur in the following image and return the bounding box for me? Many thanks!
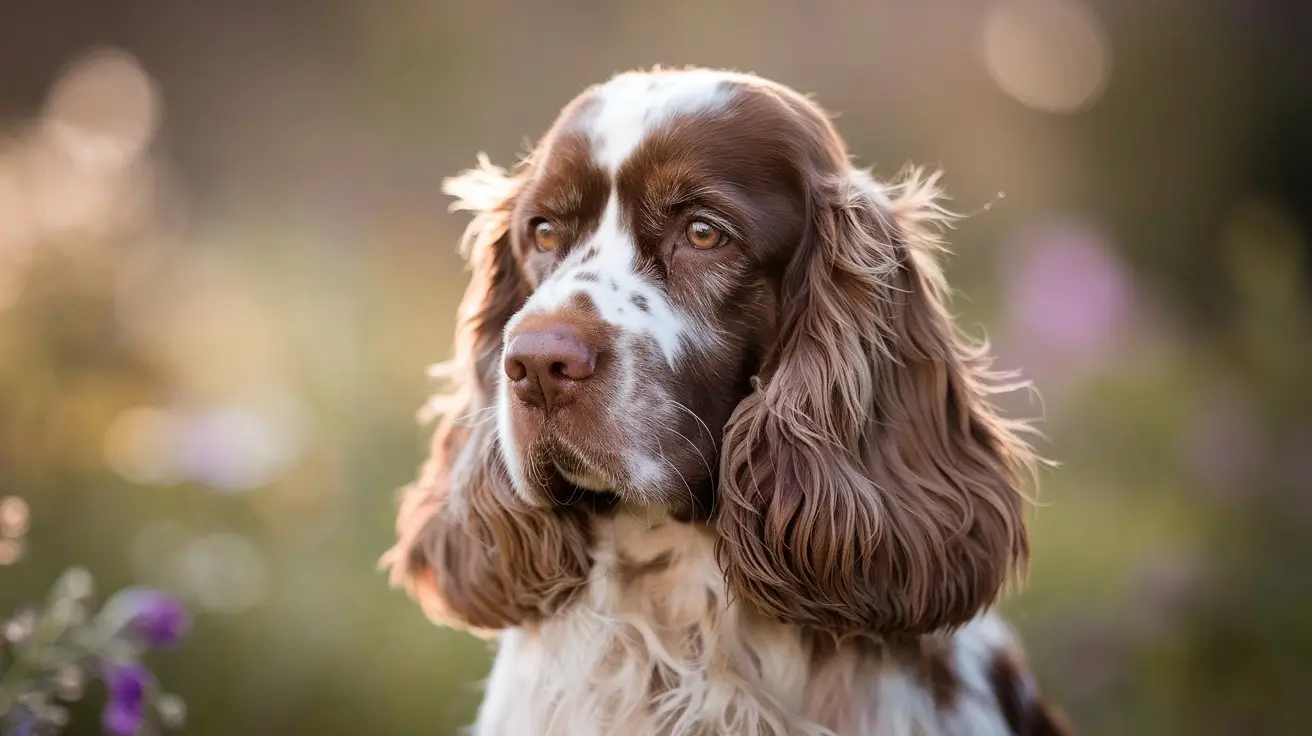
[383,157,595,633]
[716,166,1036,636]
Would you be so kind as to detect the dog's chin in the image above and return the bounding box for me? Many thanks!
[525,444,621,511]
[553,463,611,492]
[549,442,611,488]
[539,470,620,511]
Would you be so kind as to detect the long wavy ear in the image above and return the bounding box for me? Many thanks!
[717,167,1036,637]
[382,155,593,633]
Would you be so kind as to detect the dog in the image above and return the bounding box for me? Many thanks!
[383,67,1070,736]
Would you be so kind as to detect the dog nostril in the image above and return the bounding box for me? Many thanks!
[553,358,593,381]
[505,356,528,382]
[555,356,594,381]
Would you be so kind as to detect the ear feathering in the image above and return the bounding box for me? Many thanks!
[716,164,1040,638]
[381,155,594,633]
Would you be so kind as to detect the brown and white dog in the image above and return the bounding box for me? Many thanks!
[383,67,1071,736]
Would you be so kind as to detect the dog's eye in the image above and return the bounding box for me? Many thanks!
[686,219,727,250]
[533,220,561,252]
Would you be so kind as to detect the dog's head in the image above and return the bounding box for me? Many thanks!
[385,67,1036,638]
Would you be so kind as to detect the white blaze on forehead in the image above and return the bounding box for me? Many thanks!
[509,196,689,366]
[505,70,743,369]
[584,69,739,172]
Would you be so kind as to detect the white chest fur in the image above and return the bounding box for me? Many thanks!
[469,507,1017,736]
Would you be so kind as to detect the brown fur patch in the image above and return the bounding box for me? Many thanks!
[888,635,959,708]
[988,648,1076,736]
[513,128,610,286]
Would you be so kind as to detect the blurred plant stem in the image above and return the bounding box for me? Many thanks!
[0,569,86,715]
[0,567,189,734]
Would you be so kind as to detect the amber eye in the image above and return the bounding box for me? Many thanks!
[686,219,726,250]
[533,220,560,252]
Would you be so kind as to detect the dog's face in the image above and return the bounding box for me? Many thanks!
[388,68,1036,638]
[495,71,830,517]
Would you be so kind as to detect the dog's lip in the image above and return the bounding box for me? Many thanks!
[552,458,612,492]
[548,444,614,492]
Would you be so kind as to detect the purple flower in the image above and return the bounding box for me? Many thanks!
[123,589,190,649]
[9,708,36,736]
[101,662,151,736]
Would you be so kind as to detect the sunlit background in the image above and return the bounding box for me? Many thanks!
[1,0,1309,733]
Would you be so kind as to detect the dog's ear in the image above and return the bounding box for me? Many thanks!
[383,156,593,632]
[717,168,1036,637]
[440,154,533,395]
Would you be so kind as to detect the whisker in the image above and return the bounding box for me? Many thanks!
[668,425,714,479]
[665,401,716,480]
[457,404,499,427]
[640,414,700,522]
[655,449,695,524]
[669,399,715,446]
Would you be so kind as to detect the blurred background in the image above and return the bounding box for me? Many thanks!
[0,0,1309,733]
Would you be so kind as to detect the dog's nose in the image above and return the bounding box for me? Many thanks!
[504,326,597,410]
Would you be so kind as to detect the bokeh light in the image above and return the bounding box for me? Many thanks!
[103,404,306,492]
[0,496,31,540]
[103,407,186,487]
[983,0,1112,114]
[996,218,1138,396]
[177,533,269,614]
[42,48,160,170]
[173,408,304,493]
[1004,219,1132,356]
[0,496,29,567]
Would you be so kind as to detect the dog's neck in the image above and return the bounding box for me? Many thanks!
[479,503,835,735]
[476,501,1040,735]
[586,503,723,616]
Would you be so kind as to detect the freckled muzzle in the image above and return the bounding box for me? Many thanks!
[498,302,637,504]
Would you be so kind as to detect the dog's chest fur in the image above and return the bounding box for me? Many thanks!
[470,507,1014,736]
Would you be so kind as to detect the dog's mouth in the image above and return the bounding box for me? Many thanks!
[540,443,620,509]
[551,447,611,491]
